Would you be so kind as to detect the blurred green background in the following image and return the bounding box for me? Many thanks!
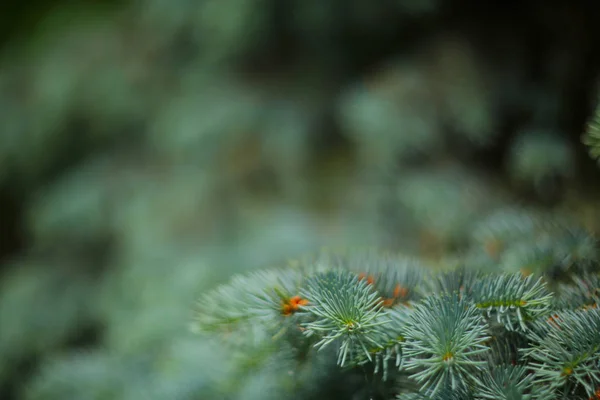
[1,1,600,399]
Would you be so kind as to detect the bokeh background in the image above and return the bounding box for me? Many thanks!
[1,1,600,399]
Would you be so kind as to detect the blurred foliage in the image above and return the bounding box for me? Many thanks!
[584,95,600,164]
[0,0,600,399]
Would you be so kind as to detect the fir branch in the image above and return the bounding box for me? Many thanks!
[470,208,540,258]
[471,210,598,280]
[396,383,475,400]
[300,269,390,367]
[475,364,533,400]
[550,227,598,275]
[532,384,593,400]
[194,269,289,332]
[345,251,426,307]
[482,330,529,368]
[523,308,600,398]
[470,273,553,331]
[356,305,413,380]
[552,273,600,311]
[498,241,557,276]
[192,247,599,399]
[401,293,490,397]
[423,265,482,298]
[193,267,311,350]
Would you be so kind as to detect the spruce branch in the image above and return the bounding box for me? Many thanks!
[191,246,600,399]
[346,252,425,307]
[356,305,413,380]
[300,269,390,367]
[401,293,490,397]
[552,272,600,311]
[549,227,598,275]
[470,209,597,280]
[194,269,290,332]
[193,267,311,351]
[423,265,482,298]
[523,308,600,397]
[396,383,475,400]
[470,208,540,259]
[498,241,557,277]
[470,273,553,331]
[475,364,533,400]
[481,330,529,368]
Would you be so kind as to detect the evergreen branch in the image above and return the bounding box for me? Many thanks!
[498,241,558,276]
[191,248,600,399]
[193,267,312,351]
[194,269,288,332]
[475,364,533,400]
[345,251,426,307]
[523,308,600,397]
[481,330,529,368]
[401,292,490,397]
[471,273,553,331]
[532,385,594,400]
[572,272,600,302]
[549,227,598,275]
[470,208,541,259]
[471,210,597,280]
[423,265,483,298]
[300,269,390,367]
[396,383,475,400]
[356,305,413,380]
[249,269,308,315]
[552,272,600,311]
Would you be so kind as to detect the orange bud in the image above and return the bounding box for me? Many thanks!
[282,295,309,316]
[382,298,395,307]
[282,303,292,316]
[393,284,408,298]
[548,314,560,327]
